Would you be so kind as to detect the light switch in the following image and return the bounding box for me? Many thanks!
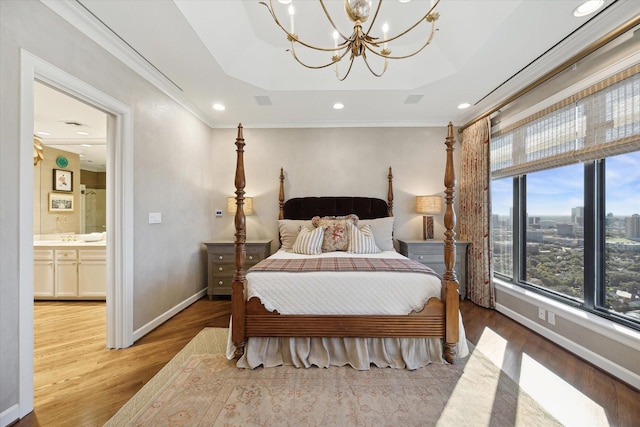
[149,212,162,224]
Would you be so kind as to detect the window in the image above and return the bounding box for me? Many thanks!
[524,165,584,301]
[490,67,640,329]
[491,177,513,278]
[604,151,640,321]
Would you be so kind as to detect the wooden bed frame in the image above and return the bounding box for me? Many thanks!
[230,122,460,363]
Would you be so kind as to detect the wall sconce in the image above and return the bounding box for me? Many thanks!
[227,197,253,215]
[416,195,442,240]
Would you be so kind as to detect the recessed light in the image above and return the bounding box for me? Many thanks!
[35,131,51,136]
[81,144,92,147]
[457,102,471,109]
[277,0,292,3]
[333,103,344,110]
[212,103,226,111]
[76,131,91,136]
[573,0,604,17]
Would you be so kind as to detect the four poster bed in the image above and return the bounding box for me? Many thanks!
[227,122,467,369]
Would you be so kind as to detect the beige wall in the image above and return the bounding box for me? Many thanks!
[33,146,81,235]
[1,1,214,418]
[209,126,460,253]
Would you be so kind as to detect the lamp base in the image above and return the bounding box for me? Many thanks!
[422,215,434,240]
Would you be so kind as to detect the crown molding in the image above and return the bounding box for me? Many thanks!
[41,0,216,128]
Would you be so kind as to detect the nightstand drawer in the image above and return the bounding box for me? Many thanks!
[211,262,235,277]
[406,252,441,264]
[204,240,272,298]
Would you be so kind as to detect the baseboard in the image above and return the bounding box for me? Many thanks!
[496,302,640,391]
[1,404,19,427]
[132,288,207,343]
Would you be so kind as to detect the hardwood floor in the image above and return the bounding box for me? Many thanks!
[14,298,640,426]
[17,297,230,427]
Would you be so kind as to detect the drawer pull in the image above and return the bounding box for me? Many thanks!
[248,255,253,260]
[418,255,424,260]
[218,267,224,272]
[218,280,224,286]
[218,255,224,260]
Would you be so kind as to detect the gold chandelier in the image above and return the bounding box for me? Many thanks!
[260,0,441,81]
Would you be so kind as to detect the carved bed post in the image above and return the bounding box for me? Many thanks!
[232,124,247,359]
[278,167,285,220]
[442,122,460,363]
[387,167,394,217]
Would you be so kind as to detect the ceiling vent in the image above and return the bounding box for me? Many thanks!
[404,94,424,104]
[254,96,272,106]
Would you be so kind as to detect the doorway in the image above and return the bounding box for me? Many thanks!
[18,51,135,419]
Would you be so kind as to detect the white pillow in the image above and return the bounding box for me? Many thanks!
[357,217,394,251]
[278,219,313,251]
[347,223,381,254]
[292,226,324,255]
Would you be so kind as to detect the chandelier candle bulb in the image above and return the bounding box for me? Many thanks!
[333,30,339,49]
[382,22,388,50]
[288,4,294,34]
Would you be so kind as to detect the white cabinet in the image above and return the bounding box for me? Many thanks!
[34,249,55,298]
[78,249,107,298]
[34,245,106,300]
[55,249,78,297]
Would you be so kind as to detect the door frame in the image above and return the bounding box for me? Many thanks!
[18,50,134,418]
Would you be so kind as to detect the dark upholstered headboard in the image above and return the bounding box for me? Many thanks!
[282,197,390,220]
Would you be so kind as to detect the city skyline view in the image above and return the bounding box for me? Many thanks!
[491,151,640,217]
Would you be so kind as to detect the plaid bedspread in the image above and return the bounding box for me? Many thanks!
[248,257,439,277]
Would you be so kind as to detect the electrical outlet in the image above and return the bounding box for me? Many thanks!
[548,312,556,325]
[538,307,545,320]
[215,210,223,217]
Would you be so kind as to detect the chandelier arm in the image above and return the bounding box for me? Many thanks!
[319,0,350,41]
[364,22,436,60]
[336,56,356,81]
[361,51,388,78]
[379,0,440,45]
[289,43,350,70]
[260,0,346,53]
[363,0,384,38]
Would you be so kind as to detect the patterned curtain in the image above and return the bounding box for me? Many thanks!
[460,118,494,308]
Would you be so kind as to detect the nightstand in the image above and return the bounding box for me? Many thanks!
[397,239,471,300]
[203,240,272,298]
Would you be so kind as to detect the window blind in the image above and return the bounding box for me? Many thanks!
[491,65,640,178]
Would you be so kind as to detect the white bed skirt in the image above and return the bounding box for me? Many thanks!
[227,316,469,370]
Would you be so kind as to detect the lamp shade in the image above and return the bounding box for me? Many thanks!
[416,195,442,214]
[227,197,253,215]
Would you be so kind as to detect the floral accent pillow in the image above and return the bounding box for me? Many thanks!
[312,214,359,252]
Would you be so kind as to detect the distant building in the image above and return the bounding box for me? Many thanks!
[626,214,640,239]
[557,222,575,237]
[572,206,584,226]
[527,230,545,242]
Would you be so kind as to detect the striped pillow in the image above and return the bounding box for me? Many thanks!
[347,223,381,254]
[292,226,324,255]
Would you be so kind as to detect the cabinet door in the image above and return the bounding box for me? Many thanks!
[78,260,107,298]
[55,261,78,297]
[34,260,55,298]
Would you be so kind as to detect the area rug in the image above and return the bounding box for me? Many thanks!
[106,328,561,426]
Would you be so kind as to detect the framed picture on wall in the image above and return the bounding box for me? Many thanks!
[49,192,74,212]
[53,169,73,192]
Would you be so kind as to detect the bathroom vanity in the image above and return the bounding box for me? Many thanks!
[34,236,106,300]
